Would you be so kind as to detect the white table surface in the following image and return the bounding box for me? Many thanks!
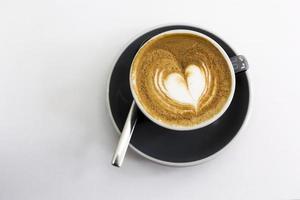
[1,0,300,199]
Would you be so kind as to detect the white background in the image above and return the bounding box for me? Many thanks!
[0,0,300,199]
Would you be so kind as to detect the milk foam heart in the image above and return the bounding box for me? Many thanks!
[156,64,206,108]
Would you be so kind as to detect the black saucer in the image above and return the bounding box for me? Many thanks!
[108,25,250,166]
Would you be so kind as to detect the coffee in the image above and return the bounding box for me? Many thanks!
[130,32,233,128]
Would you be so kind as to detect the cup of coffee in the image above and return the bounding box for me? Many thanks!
[130,29,246,130]
[112,29,248,166]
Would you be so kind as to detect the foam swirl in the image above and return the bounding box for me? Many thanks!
[154,63,209,110]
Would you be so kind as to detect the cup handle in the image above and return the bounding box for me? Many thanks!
[230,55,249,74]
[111,102,138,167]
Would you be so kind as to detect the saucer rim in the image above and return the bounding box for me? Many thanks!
[106,24,252,167]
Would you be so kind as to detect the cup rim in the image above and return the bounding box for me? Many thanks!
[129,29,236,131]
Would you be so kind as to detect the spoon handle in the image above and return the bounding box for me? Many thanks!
[111,102,138,167]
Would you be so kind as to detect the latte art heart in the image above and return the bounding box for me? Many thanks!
[155,64,207,109]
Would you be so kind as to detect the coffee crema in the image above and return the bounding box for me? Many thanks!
[130,33,233,128]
